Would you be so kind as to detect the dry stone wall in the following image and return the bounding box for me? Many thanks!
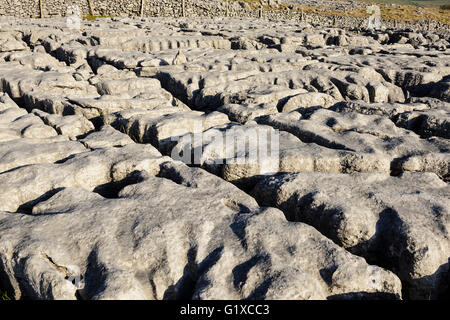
[0,0,448,32]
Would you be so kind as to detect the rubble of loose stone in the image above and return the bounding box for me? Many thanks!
[0,16,448,300]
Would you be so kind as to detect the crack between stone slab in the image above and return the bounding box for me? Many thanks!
[41,252,83,300]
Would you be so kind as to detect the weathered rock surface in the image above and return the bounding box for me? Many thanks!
[0,16,449,301]
[171,122,400,190]
[333,99,450,139]
[216,102,277,124]
[0,137,86,173]
[79,125,135,149]
[104,108,230,154]
[0,162,402,300]
[0,95,59,141]
[33,109,94,139]
[0,144,171,212]
[394,106,450,139]
[252,172,450,299]
[256,109,450,180]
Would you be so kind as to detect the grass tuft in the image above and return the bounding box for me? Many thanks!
[228,0,450,24]
[83,14,112,21]
[0,288,11,301]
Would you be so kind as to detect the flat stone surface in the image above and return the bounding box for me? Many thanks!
[0,137,86,173]
[79,125,135,149]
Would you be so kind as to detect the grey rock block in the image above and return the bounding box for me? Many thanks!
[0,162,402,300]
[0,137,87,173]
[256,108,450,179]
[32,109,95,139]
[0,144,170,212]
[80,125,135,149]
[252,172,450,299]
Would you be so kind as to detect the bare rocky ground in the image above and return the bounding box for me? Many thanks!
[0,15,449,300]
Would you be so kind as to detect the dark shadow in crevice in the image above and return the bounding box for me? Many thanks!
[0,163,38,174]
[225,174,274,194]
[389,157,406,177]
[246,277,273,300]
[229,214,250,250]
[188,246,224,300]
[93,170,147,198]
[88,116,105,131]
[232,255,267,294]
[390,158,449,182]
[0,259,16,300]
[54,153,78,164]
[327,292,400,300]
[79,248,106,300]
[162,245,225,300]
[319,265,338,287]
[406,261,450,300]
[16,188,65,214]
[155,73,198,110]
[156,162,199,188]
[406,81,450,104]
[163,246,198,300]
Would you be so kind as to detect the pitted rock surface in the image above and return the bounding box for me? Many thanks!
[0,15,448,300]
